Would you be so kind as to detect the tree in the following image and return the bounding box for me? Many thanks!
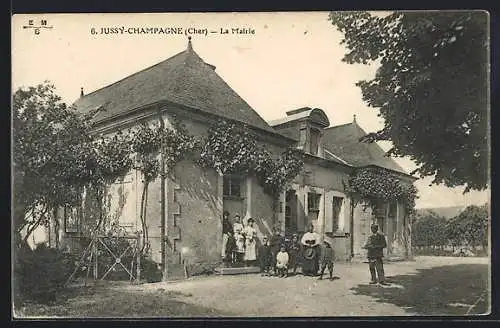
[448,204,489,250]
[13,82,132,245]
[412,213,448,249]
[329,11,489,191]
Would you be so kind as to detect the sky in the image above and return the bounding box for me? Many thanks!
[12,12,490,209]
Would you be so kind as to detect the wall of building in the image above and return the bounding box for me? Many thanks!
[249,176,276,242]
[351,201,373,259]
[172,159,222,269]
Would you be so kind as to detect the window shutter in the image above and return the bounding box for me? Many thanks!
[325,193,333,233]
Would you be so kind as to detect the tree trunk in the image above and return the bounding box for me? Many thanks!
[139,179,149,253]
[22,205,49,244]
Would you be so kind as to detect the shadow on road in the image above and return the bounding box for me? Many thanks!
[350,264,489,316]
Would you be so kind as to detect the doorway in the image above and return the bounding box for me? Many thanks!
[285,190,297,236]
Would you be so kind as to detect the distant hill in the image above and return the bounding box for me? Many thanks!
[415,206,466,220]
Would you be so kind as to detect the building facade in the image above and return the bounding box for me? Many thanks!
[43,39,416,277]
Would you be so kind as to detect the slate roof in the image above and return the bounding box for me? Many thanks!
[73,39,277,134]
[322,121,409,175]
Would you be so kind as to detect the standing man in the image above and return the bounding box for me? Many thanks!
[221,211,233,264]
[363,224,389,285]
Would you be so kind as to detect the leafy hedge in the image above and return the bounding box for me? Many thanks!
[14,244,76,304]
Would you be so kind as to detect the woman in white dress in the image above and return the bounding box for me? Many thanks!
[233,214,245,264]
[243,218,257,266]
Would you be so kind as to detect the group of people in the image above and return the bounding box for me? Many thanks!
[221,211,336,279]
[221,211,388,284]
[222,211,258,266]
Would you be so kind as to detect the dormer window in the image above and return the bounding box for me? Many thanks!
[310,127,321,156]
[269,107,330,157]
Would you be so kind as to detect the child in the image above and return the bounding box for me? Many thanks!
[287,233,301,275]
[258,236,272,276]
[269,228,284,275]
[275,245,289,278]
[318,240,335,280]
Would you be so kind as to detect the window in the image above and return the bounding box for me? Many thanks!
[388,201,397,218]
[223,175,242,198]
[310,127,321,155]
[331,197,343,232]
[307,192,321,213]
[299,127,308,150]
[64,206,80,233]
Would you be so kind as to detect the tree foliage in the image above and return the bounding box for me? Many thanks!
[412,213,448,248]
[447,204,488,250]
[13,82,134,244]
[329,11,489,191]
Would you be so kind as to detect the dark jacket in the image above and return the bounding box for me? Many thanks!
[258,244,272,265]
[363,233,387,259]
[269,235,284,253]
[222,218,233,234]
[287,240,301,255]
[319,245,335,263]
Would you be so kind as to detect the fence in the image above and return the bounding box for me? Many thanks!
[64,232,142,285]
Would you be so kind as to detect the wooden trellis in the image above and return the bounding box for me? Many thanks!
[65,232,142,286]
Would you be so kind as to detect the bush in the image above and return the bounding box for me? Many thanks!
[14,244,76,305]
[140,256,162,283]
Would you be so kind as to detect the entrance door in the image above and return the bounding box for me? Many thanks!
[285,190,297,236]
[307,192,321,230]
[222,175,244,219]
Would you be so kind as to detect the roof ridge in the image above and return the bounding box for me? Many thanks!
[324,122,355,130]
[76,50,188,102]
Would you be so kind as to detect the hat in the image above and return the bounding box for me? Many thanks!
[234,213,241,218]
[247,218,255,223]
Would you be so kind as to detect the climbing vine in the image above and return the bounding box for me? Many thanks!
[254,147,305,198]
[344,167,418,214]
[130,118,198,253]
[343,167,418,259]
[199,120,304,199]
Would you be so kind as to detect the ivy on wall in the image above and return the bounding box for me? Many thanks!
[345,167,418,214]
[129,118,198,253]
[198,120,305,199]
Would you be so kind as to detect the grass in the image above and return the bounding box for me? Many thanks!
[14,283,229,318]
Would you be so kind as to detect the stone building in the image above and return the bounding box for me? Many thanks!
[47,39,417,277]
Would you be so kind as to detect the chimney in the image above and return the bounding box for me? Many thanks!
[80,87,84,98]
